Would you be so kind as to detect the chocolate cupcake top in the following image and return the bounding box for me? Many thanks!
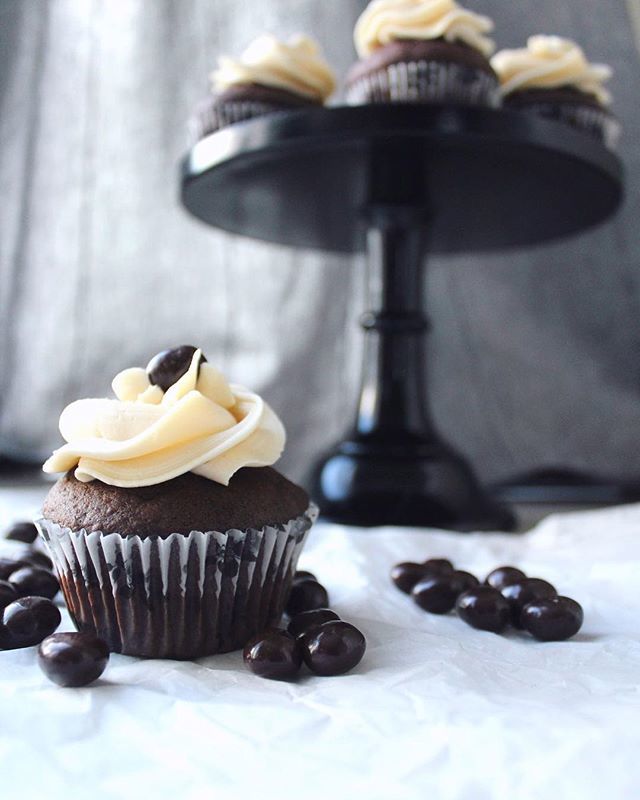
[491,36,613,106]
[43,468,309,537]
[43,347,285,488]
[354,0,495,59]
[211,34,336,103]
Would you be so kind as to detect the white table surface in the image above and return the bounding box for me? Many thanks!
[0,482,639,800]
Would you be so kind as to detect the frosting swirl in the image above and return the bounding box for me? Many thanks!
[491,36,612,106]
[354,0,495,59]
[43,351,286,488]
[212,34,336,102]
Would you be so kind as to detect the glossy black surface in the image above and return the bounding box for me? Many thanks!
[285,580,329,617]
[23,551,54,572]
[485,566,527,591]
[453,570,480,593]
[243,630,302,681]
[521,597,584,642]
[38,632,110,687]
[411,573,468,614]
[9,567,59,600]
[181,105,623,529]
[501,578,557,627]
[287,608,340,639]
[0,558,28,581]
[4,521,38,544]
[300,620,366,676]
[182,105,622,254]
[146,345,205,391]
[292,570,317,585]
[456,586,511,633]
[391,562,430,594]
[0,580,18,610]
[423,558,454,575]
[0,597,61,649]
[309,214,513,530]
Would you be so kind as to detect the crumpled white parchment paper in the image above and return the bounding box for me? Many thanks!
[0,486,639,800]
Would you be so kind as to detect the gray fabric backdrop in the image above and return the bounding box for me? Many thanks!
[1,0,639,487]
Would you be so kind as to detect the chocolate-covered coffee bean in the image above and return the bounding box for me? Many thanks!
[453,570,479,593]
[391,562,429,594]
[146,345,207,391]
[292,570,317,585]
[4,521,38,544]
[411,573,468,614]
[485,566,526,591]
[24,551,54,572]
[422,558,454,576]
[521,597,584,642]
[456,586,511,633]
[9,567,59,600]
[501,578,557,627]
[38,632,110,687]
[300,621,366,676]
[0,580,18,610]
[287,608,340,639]
[0,558,28,581]
[243,630,302,681]
[0,596,61,649]
[285,580,329,617]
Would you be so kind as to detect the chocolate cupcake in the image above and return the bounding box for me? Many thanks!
[345,0,499,107]
[38,346,317,659]
[190,34,336,139]
[491,36,620,149]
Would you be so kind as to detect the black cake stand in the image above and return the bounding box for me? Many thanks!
[181,104,623,531]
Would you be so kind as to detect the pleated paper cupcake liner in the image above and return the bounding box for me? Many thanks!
[508,101,621,151]
[36,503,317,660]
[345,60,501,107]
[189,97,296,140]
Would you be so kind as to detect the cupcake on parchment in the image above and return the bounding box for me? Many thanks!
[491,36,620,149]
[190,33,336,139]
[38,345,316,660]
[345,0,500,107]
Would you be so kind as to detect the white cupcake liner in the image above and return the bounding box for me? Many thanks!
[36,503,317,660]
[346,60,501,107]
[509,101,621,151]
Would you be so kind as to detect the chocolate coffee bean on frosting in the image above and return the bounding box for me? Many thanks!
[146,345,207,391]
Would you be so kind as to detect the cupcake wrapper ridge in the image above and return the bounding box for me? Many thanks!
[346,60,501,108]
[189,98,297,140]
[507,100,621,151]
[36,504,317,660]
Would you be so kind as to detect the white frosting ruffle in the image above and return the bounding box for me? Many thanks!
[354,0,495,59]
[491,36,612,106]
[43,351,285,488]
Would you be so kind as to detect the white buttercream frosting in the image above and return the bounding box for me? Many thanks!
[491,36,612,106]
[212,34,336,102]
[43,351,286,488]
[354,0,495,59]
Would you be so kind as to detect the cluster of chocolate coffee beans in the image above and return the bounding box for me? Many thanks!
[244,570,366,681]
[392,558,583,641]
[1,520,110,687]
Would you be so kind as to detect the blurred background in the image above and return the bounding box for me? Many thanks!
[0,0,639,492]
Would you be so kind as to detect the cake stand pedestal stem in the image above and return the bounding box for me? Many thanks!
[310,208,515,530]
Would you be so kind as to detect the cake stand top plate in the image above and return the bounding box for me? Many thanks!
[181,104,623,255]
